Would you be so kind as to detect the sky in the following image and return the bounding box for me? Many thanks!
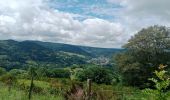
[0,0,170,48]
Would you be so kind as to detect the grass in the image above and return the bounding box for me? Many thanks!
[0,82,64,100]
[1,79,170,100]
[0,85,26,100]
[18,79,50,89]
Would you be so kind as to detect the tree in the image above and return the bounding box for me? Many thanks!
[75,66,113,84]
[116,25,170,87]
[124,25,170,66]
[46,68,70,78]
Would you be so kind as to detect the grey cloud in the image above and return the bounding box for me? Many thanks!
[121,0,170,31]
[106,0,170,41]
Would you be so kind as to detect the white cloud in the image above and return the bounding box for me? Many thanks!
[2,0,169,48]
[0,0,126,48]
[119,0,170,33]
[107,0,123,4]
[105,0,170,42]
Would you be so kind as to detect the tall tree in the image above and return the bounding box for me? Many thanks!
[116,25,170,87]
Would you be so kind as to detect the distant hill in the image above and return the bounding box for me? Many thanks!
[79,46,122,58]
[35,41,123,57]
[0,40,123,70]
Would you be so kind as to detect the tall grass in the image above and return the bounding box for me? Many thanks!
[1,78,170,100]
[0,82,64,100]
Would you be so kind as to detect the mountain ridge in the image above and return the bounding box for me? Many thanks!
[0,40,123,70]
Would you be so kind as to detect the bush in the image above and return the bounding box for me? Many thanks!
[143,64,170,100]
[0,73,17,85]
[0,67,6,76]
[75,66,113,84]
[0,73,17,92]
[9,69,27,78]
[47,69,71,78]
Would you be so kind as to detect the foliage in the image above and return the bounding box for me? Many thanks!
[75,66,114,84]
[143,64,170,100]
[36,67,47,79]
[0,40,120,70]
[0,73,17,92]
[9,69,27,78]
[0,67,7,76]
[0,82,64,100]
[0,73,17,84]
[115,25,170,87]
[46,68,71,78]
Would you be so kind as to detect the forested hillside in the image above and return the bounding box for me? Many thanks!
[0,40,122,70]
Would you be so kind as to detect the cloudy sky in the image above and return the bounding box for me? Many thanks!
[0,0,170,48]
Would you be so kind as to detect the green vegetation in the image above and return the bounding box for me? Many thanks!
[0,67,6,75]
[115,25,170,88]
[143,64,170,100]
[0,25,170,99]
[75,66,113,84]
[0,40,121,70]
[0,82,64,100]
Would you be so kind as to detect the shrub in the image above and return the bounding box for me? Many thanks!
[143,64,170,100]
[0,67,6,76]
[0,73,17,92]
[47,69,71,78]
[75,66,113,84]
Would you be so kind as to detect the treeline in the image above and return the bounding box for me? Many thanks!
[0,64,117,85]
[0,67,70,79]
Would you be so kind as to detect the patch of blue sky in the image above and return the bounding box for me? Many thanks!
[48,0,123,20]
[52,0,107,4]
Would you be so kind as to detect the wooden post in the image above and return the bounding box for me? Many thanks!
[87,79,92,100]
[28,75,34,100]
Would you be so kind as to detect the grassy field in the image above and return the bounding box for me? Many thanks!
[0,82,151,100]
[1,79,170,100]
[18,79,50,89]
[0,81,64,100]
